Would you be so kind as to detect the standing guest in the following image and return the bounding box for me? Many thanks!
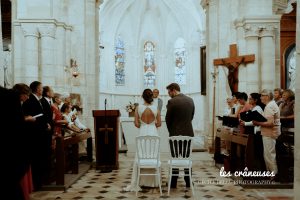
[236,92,252,118]
[279,89,295,119]
[165,83,195,188]
[22,81,51,190]
[52,93,68,137]
[279,89,295,129]
[231,92,241,117]
[40,86,54,183]
[253,89,281,180]
[240,93,266,171]
[152,89,163,112]
[1,84,34,200]
[274,88,284,106]
[223,97,235,116]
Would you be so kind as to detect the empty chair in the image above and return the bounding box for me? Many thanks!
[135,135,162,196]
[168,136,194,196]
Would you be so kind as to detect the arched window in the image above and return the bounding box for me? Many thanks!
[144,41,156,87]
[174,38,186,85]
[115,36,125,85]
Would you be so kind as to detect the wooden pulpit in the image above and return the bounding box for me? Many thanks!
[92,110,120,171]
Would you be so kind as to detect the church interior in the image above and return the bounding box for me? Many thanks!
[0,0,299,199]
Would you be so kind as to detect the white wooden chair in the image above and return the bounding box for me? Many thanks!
[135,135,162,196]
[168,136,194,196]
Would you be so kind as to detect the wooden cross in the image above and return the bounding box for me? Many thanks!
[99,124,114,145]
[213,44,255,93]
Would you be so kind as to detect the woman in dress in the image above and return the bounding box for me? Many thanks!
[124,89,161,192]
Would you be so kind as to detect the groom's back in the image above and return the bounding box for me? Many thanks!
[166,94,194,137]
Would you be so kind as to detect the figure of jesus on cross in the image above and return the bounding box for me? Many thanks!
[213,44,255,93]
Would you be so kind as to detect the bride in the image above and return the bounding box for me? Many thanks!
[124,89,162,192]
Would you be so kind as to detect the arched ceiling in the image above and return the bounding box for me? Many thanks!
[99,0,205,45]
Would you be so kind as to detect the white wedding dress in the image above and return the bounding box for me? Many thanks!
[124,104,160,192]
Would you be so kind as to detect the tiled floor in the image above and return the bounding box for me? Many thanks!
[30,152,293,200]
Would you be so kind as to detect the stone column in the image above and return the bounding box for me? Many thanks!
[21,24,39,84]
[55,24,66,90]
[243,23,260,93]
[260,25,276,90]
[201,0,218,152]
[39,24,56,86]
[65,27,72,88]
[84,0,98,130]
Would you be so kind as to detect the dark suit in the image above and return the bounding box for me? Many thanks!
[22,94,50,190]
[165,93,195,188]
[166,93,194,137]
[1,87,28,199]
[40,97,54,183]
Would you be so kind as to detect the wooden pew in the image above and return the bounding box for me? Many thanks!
[277,118,294,183]
[215,127,265,173]
[55,131,92,186]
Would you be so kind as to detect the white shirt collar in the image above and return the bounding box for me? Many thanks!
[33,93,42,101]
[45,97,52,104]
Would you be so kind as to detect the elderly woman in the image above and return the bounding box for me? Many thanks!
[279,89,295,129]
[279,89,294,119]
[253,89,281,179]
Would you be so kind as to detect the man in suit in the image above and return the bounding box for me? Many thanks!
[22,81,51,190]
[153,89,163,112]
[165,83,195,188]
[40,86,55,183]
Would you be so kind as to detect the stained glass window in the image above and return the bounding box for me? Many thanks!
[174,38,186,85]
[144,41,156,87]
[115,36,125,85]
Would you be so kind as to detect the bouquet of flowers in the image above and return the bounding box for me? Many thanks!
[126,102,138,112]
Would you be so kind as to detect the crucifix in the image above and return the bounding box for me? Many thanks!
[99,99,113,145]
[213,44,255,93]
[99,124,113,144]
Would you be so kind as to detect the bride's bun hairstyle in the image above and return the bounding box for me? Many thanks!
[142,89,153,104]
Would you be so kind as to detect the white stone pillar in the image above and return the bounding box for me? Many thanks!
[21,24,39,84]
[65,27,72,88]
[243,23,260,93]
[84,0,98,130]
[201,0,218,152]
[260,25,276,90]
[39,24,56,86]
[55,25,66,90]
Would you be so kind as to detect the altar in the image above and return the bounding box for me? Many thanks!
[120,117,170,153]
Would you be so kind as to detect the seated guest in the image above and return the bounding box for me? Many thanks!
[274,88,284,106]
[61,103,87,154]
[253,89,281,180]
[60,103,82,134]
[70,105,90,132]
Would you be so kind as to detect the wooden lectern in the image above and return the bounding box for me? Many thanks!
[92,110,120,171]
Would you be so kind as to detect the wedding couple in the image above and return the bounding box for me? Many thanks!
[124,83,195,192]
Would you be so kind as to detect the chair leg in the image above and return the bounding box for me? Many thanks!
[189,167,194,196]
[168,167,172,196]
[157,167,162,196]
[136,167,140,196]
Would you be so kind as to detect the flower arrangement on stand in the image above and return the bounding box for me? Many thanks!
[126,102,138,117]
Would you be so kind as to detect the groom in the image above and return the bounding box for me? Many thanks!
[165,83,195,188]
